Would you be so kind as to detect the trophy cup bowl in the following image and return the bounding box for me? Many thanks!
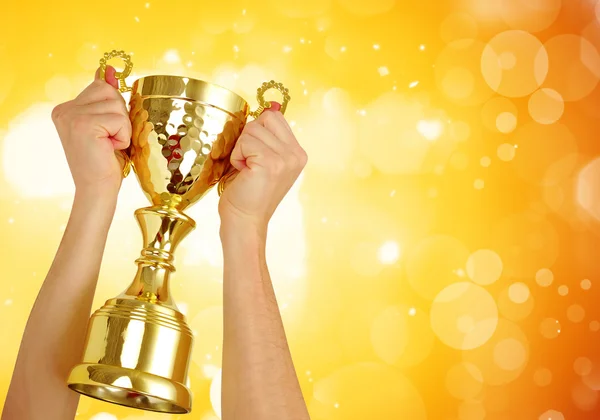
[66,50,290,413]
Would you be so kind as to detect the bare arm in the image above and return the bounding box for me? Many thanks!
[218,105,310,420]
[2,191,116,420]
[220,222,309,420]
[2,66,131,420]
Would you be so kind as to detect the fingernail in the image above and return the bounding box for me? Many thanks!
[265,101,281,112]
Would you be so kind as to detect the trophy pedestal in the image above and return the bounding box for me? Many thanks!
[67,298,192,413]
[67,206,196,413]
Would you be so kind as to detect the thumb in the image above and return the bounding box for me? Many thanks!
[95,65,119,89]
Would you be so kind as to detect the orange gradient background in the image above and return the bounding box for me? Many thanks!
[2,1,600,419]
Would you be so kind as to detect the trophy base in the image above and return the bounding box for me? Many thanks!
[67,297,193,413]
[68,364,190,413]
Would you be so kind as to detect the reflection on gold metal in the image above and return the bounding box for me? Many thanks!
[66,51,291,413]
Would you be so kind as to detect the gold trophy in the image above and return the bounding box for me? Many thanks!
[66,50,290,413]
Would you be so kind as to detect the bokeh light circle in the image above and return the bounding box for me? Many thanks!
[543,35,600,101]
[407,235,470,300]
[459,400,486,420]
[591,321,600,332]
[311,363,427,420]
[436,40,494,105]
[581,279,592,290]
[500,0,562,33]
[574,357,593,376]
[567,304,585,323]
[558,285,569,296]
[481,97,517,132]
[513,123,578,186]
[536,268,554,287]
[496,112,517,133]
[481,30,548,97]
[463,319,529,385]
[508,282,530,304]
[466,249,503,285]
[498,285,534,321]
[446,362,484,400]
[497,143,516,162]
[430,282,498,350]
[528,88,564,124]
[534,368,552,387]
[540,318,561,339]
[371,305,435,368]
[539,409,565,420]
[576,158,600,222]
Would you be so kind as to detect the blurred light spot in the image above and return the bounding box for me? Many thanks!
[373,44,380,50]
[480,156,491,167]
[8,218,14,224]
[493,338,527,371]
[430,282,498,350]
[500,0,561,32]
[449,121,471,142]
[498,285,534,322]
[463,319,529,385]
[540,318,561,339]
[3,103,72,197]
[163,49,180,63]
[416,119,443,141]
[496,112,517,133]
[567,304,585,323]
[378,66,390,77]
[481,97,518,132]
[407,235,470,299]
[576,158,600,221]
[543,35,600,101]
[497,143,516,162]
[508,282,530,304]
[536,268,554,287]
[481,30,548,97]
[466,249,503,285]
[210,369,222,418]
[574,357,593,376]
[529,88,564,124]
[442,67,475,99]
[408,307,417,316]
[581,279,592,290]
[572,380,599,411]
[409,81,419,88]
[590,321,600,332]
[283,45,293,53]
[539,409,565,420]
[420,44,426,51]
[4,299,12,306]
[440,13,478,44]
[558,285,569,296]
[534,368,553,387]
[90,414,118,420]
[474,179,484,189]
[377,241,400,264]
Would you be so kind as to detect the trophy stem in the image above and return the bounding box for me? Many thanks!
[121,205,196,307]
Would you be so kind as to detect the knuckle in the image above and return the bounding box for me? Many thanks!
[70,114,91,131]
[269,157,286,175]
[297,148,308,166]
[51,103,68,122]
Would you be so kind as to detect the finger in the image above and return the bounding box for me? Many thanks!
[243,121,286,156]
[230,133,278,171]
[94,65,119,90]
[256,105,295,143]
[74,99,128,116]
[90,113,132,150]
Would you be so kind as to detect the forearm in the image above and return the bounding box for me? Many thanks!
[3,189,117,420]
[220,222,309,420]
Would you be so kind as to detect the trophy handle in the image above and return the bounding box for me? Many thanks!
[249,80,291,118]
[99,50,134,177]
[99,49,134,93]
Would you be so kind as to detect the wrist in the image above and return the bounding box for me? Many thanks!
[219,216,267,253]
[73,187,118,223]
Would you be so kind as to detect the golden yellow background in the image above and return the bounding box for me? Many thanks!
[3,0,600,419]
